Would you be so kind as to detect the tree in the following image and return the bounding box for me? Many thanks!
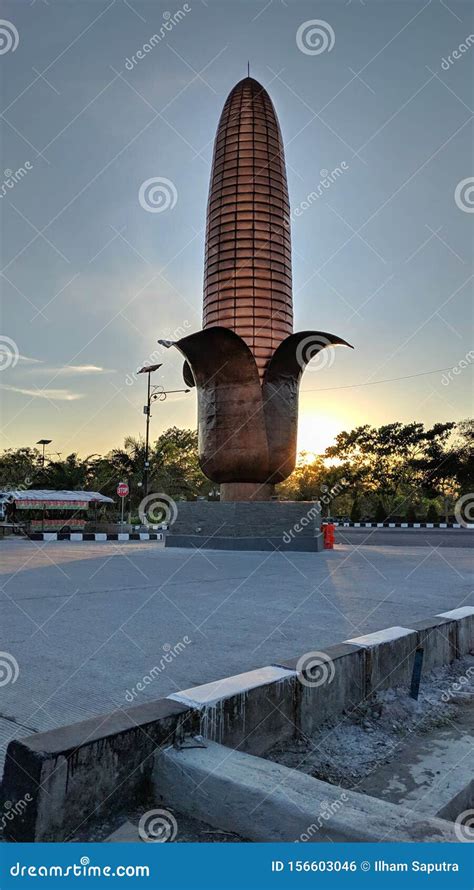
[406,503,417,523]
[447,419,474,492]
[40,453,96,490]
[278,454,351,518]
[350,498,361,522]
[0,447,40,489]
[278,453,327,501]
[151,427,211,499]
[325,422,456,516]
[89,437,146,509]
[426,502,439,523]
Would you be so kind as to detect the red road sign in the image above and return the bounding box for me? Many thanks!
[117,482,129,498]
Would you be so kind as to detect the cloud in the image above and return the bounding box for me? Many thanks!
[31,364,115,376]
[0,384,84,401]
[17,354,43,364]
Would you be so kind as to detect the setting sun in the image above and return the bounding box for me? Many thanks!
[296,412,344,456]
[296,383,363,458]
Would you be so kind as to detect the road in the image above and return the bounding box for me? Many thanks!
[334,527,474,548]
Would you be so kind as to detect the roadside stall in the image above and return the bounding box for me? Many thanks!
[0,490,114,535]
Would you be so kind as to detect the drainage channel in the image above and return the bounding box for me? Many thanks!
[264,654,474,841]
[101,657,472,845]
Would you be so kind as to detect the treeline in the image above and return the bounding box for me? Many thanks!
[0,420,472,523]
[280,420,473,522]
[0,428,209,508]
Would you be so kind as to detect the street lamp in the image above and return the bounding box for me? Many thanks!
[138,364,189,497]
[36,439,52,469]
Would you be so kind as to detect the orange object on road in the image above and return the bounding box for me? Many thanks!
[323,523,335,549]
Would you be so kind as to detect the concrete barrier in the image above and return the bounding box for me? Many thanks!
[347,626,418,692]
[274,643,366,735]
[168,666,298,756]
[410,616,458,671]
[153,740,458,843]
[2,699,194,842]
[27,532,163,542]
[437,607,474,656]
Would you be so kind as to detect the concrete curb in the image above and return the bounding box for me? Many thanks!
[165,534,323,552]
[153,740,459,843]
[347,626,418,691]
[327,521,469,529]
[1,699,195,841]
[409,616,458,671]
[437,607,474,658]
[274,643,366,736]
[168,666,299,755]
[26,532,164,542]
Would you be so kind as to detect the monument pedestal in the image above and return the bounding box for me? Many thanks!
[164,501,323,552]
[220,482,275,501]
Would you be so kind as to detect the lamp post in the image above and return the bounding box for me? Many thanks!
[36,439,52,532]
[36,439,52,469]
[138,364,189,498]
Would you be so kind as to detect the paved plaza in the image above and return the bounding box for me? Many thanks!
[1,537,472,772]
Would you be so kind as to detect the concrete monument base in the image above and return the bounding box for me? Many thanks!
[165,500,323,552]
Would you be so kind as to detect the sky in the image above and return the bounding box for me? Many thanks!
[0,0,472,459]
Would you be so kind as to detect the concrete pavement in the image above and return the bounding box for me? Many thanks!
[0,537,472,775]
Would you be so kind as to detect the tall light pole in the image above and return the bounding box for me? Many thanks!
[36,439,52,469]
[138,364,189,498]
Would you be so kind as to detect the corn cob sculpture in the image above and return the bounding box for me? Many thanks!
[160,77,351,500]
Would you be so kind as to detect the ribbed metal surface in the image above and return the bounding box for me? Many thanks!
[203,77,293,379]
